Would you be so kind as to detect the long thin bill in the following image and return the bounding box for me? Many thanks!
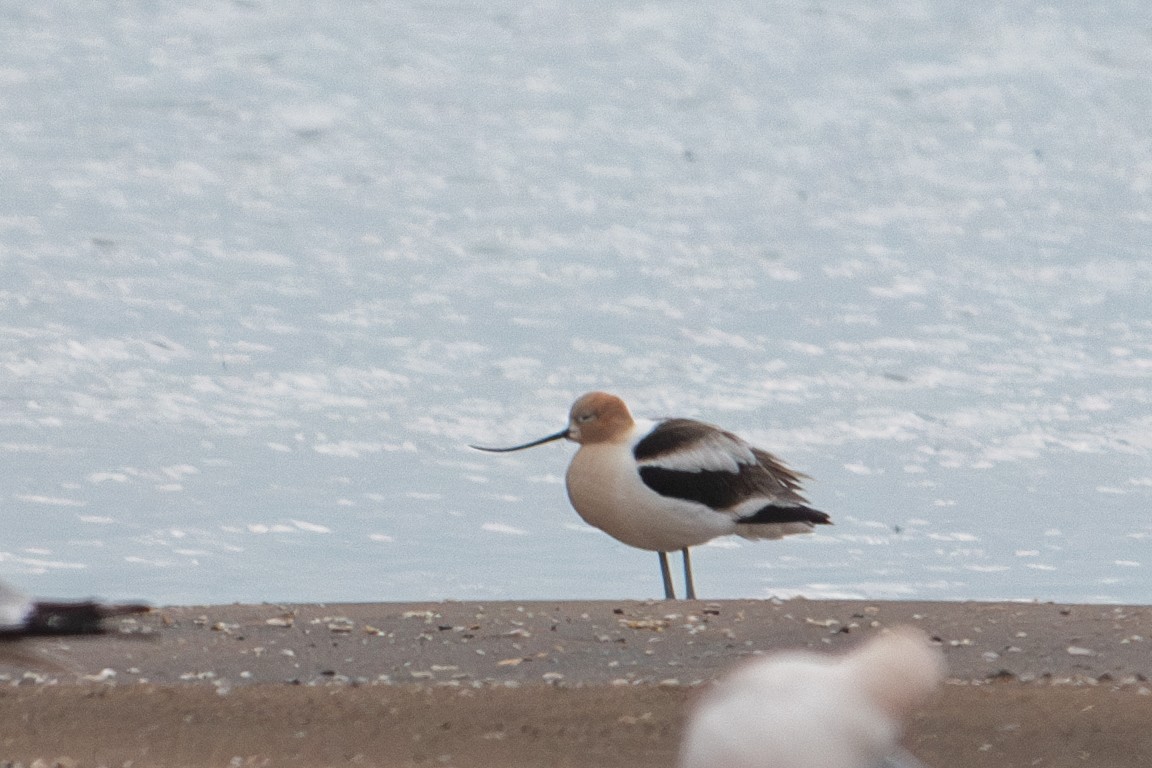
[469,428,570,452]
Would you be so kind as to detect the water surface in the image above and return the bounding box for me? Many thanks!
[1,1,1149,604]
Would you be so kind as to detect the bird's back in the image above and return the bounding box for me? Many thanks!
[631,418,830,540]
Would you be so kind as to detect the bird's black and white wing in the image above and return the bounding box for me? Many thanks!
[633,419,830,533]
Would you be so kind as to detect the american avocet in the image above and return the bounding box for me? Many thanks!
[471,391,831,599]
[679,627,944,768]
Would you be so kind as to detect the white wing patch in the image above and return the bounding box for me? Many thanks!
[634,423,756,474]
[729,496,793,519]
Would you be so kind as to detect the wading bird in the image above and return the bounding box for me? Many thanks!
[472,391,830,599]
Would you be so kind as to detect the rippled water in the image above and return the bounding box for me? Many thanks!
[1,1,1150,604]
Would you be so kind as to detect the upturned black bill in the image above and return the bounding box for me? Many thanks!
[469,428,570,452]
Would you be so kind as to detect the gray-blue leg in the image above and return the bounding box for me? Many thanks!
[658,551,676,599]
[681,547,696,599]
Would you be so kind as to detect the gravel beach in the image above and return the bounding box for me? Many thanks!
[2,599,1150,766]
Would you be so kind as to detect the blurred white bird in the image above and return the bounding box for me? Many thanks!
[679,627,944,768]
[0,580,150,668]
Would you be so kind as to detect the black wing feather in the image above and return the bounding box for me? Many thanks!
[638,465,754,509]
[635,421,830,526]
[739,502,831,526]
[633,419,712,462]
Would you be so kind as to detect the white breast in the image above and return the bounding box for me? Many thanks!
[565,441,737,552]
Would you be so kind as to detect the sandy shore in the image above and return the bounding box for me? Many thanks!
[2,599,1150,766]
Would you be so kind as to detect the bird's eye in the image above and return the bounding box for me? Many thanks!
[577,413,595,423]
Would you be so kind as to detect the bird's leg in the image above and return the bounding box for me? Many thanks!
[658,551,676,599]
[681,547,697,600]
